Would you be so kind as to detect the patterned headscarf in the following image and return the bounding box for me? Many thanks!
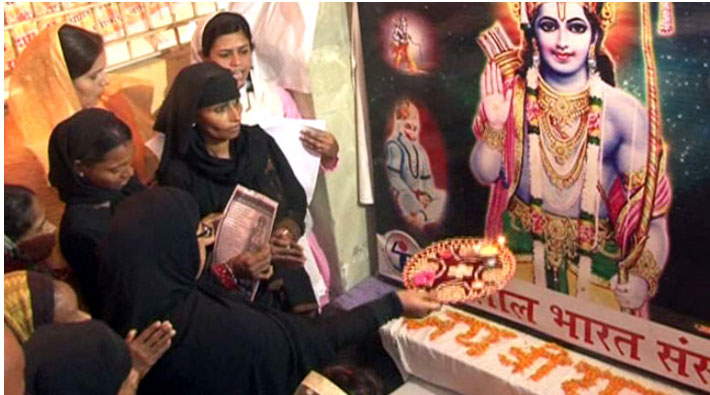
[4,271,55,342]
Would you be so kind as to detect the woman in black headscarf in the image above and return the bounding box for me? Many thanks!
[48,108,143,316]
[98,187,441,394]
[156,62,317,313]
[24,320,136,395]
[156,62,305,234]
[4,269,175,384]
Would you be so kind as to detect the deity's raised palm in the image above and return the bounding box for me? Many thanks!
[480,62,512,129]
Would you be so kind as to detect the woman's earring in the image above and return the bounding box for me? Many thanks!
[532,40,540,69]
[74,160,86,178]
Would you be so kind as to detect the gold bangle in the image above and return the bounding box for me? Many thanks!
[482,123,505,152]
[629,250,662,297]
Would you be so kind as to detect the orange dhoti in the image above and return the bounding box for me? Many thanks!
[391,43,418,72]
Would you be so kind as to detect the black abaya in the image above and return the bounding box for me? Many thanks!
[97,187,402,394]
[48,108,144,316]
[160,124,307,232]
[154,62,313,311]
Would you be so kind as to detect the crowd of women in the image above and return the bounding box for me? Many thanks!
[5,9,441,395]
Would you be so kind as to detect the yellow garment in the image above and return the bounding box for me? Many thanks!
[8,23,154,183]
[4,271,34,342]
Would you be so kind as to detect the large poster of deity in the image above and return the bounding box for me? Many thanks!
[360,3,710,391]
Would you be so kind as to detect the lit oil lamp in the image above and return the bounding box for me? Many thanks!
[479,242,499,258]
[480,236,505,268]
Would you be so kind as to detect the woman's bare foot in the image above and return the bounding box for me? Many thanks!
[124,321,176,378]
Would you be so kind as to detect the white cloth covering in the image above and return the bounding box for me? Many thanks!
[380,306,685,395]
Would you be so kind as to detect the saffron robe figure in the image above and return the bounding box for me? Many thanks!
[391,15,419,73]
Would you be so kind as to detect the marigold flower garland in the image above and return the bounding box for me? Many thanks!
[405,316,455,341]
[561,361,669,395]
[405,311,517,356]
[499,343,574,382]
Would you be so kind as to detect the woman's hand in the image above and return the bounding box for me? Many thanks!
[270,228,306,268]
[396,290,443,318]
[228,244,273,281]
[124,321,176,379]
[300,127,339,162]
[481,61,511,130]
[117,368,140,395]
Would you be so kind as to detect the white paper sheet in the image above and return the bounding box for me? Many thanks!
[258,118,325,204]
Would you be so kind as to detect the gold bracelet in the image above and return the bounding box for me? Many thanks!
[629,250,662,297]
[482,123,505,152]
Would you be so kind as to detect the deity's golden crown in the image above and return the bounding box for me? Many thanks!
[510,2,616,32]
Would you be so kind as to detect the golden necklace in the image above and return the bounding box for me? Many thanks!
[537,79,590,189]
[538,79,590,165]
[539,137,588,190]
[538,78,589,129]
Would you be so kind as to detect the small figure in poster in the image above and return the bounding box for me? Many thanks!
[380,11,439,75]
[469,3,672,317]
[386,99,447,230]
[391,15,419,73]
[247,216,269,251]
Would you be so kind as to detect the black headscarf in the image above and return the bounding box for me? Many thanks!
[154,62,271,189]
[184,122,273,187]
[24,320,131,395]
[27,271,55,328]
[97,187,201,336]
[154,62,240,178]
[48,108,143,206]
[97,187,402,394]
